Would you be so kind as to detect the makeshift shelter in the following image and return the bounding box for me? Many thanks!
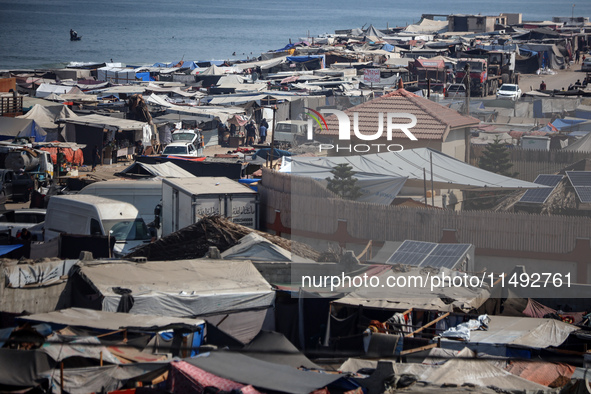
[114,161,194,178]
[440,315,579,357]
[221,233,314,262]
[59,114,152,164]
[0,117,46,141]
[183,352,346,394]
[67,259,273,316]
[280,148,543,204]
[35,83,73,98]
[18,104,77,141]
[241,330,320,369]
[65,259,274,342]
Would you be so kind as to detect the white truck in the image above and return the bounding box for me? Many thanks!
[161,177,259,236]
[44,195,152,256]
[4,148,53,185]
[273,120,308,148]
[78,180,162,229]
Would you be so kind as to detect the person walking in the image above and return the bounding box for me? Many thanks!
[245,121,257,146]
[259,118,268,144]
[540,80,546,90]
[92,145,101,172]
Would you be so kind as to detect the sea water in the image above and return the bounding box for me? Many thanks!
[0,0,589,69]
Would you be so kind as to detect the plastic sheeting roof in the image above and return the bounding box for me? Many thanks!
[76,259,274,317]
[451,315,579,348]
[115,161,195,178]
[20,307,205,331]
[333,266,491,313]
[18,104,78,130]
[59,114,148,131]
[282,148,543,201]
[221,233,314,263]
[185,352,343,394]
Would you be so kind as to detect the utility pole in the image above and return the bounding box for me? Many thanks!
[464,63,470,117]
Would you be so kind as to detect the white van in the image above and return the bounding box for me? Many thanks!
[44,195,151,256]
[79,180,162,228]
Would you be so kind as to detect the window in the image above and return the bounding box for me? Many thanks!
[90,219,103,235]
[103,219,150,241]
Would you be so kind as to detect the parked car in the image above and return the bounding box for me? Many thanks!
[171,130,201,145]
[446,83,467,98]
[582,58,591,72]
[0,208,46,238]
[496,84,522,101]
[161,142,200,157]
[273,120,308,148]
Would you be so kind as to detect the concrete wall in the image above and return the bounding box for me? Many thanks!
[441,128,467,161]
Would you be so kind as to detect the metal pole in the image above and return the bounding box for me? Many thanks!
[464,63,470,116]
[269,106,277,168]
[423,168,428,207]
[430,152,435,207]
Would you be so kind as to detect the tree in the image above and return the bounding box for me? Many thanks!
[478,137,518,177]
[326,163,363,200]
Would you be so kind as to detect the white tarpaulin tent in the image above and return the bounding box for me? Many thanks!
[281,148,543,204]
[339,349,548,392]
[221,233,314,263]
[69,259,274,317]
[35,83,73,98]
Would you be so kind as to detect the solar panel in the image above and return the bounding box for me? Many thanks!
[574,186,591,203]
[534,174,563,187]
[519,188,553,204]
[420,244,472,269]
[567,171,591,187]
[385,240,437,266]
[518,174,562,204]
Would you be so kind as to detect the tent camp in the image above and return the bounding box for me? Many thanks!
[280,148,543,204]
[0,117,46,141]
[65,259,274,342]
[18,104,77,141]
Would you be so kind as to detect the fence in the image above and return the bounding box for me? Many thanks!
[261,168,591,254]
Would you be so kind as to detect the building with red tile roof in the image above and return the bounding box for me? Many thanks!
[315,88,480,161]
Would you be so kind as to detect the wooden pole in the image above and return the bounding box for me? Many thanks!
[100,351,103,367]
[405,312,450,337]
[60,362,64,392]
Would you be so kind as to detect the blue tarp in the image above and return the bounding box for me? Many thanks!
[286,55,323,63]
[0,244,23,256]
[382,43,395,52]
[275,43,295,52]
[552,118,587,130]
[135,72,155,82]
[159,329,204,357]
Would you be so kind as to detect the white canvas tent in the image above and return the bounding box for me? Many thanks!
[281,148,543,204]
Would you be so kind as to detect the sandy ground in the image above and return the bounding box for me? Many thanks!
[518,61,587,92]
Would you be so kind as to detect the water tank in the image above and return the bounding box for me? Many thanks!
[5,151,40,171]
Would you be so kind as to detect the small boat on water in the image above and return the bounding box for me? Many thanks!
[70,36,82,41]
